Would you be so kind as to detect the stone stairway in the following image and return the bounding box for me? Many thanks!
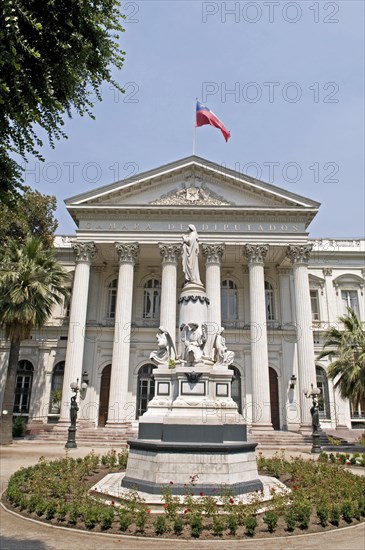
[249,430,313,448]
[25,422,137,447]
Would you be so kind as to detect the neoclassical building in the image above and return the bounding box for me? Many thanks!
[1,156,364,434]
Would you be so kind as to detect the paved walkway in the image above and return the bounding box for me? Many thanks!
[1,441,364,550]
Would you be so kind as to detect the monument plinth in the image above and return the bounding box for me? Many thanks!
[122,225,263,495]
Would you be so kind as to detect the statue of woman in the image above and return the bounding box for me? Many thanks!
[182,224,202,285]
[150,326,176,366]
[213,327,235,366]
[310,396,320,433]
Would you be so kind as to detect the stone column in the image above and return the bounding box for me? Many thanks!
[158,244,182,345]
[287,244,317,428]
[202,243,225,358]
[107,243,139,427]
[245,244,273,430]
[60,242,96,421]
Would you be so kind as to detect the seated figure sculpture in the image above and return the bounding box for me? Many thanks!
[180,322,207,364]
[150,326,176,366]
[213,327,235,366]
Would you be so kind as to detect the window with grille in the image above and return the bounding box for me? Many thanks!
[13,360,34,414]
[310,289,320,321]
[265,281,275,321]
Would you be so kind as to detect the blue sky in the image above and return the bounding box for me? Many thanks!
[21,0,364,237]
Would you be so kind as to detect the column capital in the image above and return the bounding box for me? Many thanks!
[287,244,313,265]
[115,242,139,264]
[158,243,182,264]
[245,244,269,264]
[72,242,97,263]
[202,243,225,264]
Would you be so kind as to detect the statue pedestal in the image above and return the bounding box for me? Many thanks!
[122,364,263,495]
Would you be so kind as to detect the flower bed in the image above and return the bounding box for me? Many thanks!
[3,450,365,539]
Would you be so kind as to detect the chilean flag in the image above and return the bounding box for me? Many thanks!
[196,101,231,142]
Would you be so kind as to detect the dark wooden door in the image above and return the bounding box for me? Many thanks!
[269,367,280,430]
[98,364,111,427]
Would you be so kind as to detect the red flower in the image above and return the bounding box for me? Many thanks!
[184,508,190,514]
[146,509,151,514]
[111,500,115,505]
[169,481,174,485]
[229,497,234,504]
[199,492,203,496]
[164,503,169,508]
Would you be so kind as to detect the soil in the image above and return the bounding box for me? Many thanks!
[3,466,364,540]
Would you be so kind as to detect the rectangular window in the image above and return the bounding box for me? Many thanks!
[310,290,320,321]
[341,290,359,316]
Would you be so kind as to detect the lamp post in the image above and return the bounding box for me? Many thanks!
[65,379,87,449]
[303,384,321,454]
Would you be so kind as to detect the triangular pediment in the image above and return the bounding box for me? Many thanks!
[65,156,320,223]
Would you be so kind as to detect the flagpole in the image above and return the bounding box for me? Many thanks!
[193,99,197,155]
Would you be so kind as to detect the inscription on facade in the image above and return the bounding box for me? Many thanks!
[80,221,303,233]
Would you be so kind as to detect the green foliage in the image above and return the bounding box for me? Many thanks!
[101,449,117,468]
[153,515,167,535]
[295,502,311,529]
[0,187,57,252]
[330,505,341,526]
[100,507,115,531]
[357,432,365,446]
[118,509,132,532]
[318,308,365,405]
[135,508,148,533]
[285,508,297,532]
[327,435,341,446]
[0,1,126,195]
[82,504,100,529]
[341,500,354,523]
[263,510,278,532]
[68,504,80,525]
[212,515,225,536]
[173,515,184,535]
[12,416,27,437]
[316,503,329,527]
[227,513,238,535]
[190,513,203,538]
[56,502,68,522]
[162,486,181,518]
[244,515,257,537]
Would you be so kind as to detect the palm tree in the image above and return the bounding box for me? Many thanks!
[0,236,70,444]
[317,308,365,409]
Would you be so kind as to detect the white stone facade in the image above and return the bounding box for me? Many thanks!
[1,157,364,432]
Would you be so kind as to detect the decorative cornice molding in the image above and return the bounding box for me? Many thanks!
[202,243,226,264]
[158,243,182,263]
[115,242,139,264]
[72,242,97,263]
[245,244,269,264]
[287,244,313,264]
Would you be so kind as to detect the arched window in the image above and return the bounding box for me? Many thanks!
[229,366,242,413]
[316,366,331,419]
[221,279,238,320]
[13,360,34,414]
[49,361,65,414]
[107,279,117,318]
[265,281,275,321]
[143,279,161,319]
[136,364,156,418]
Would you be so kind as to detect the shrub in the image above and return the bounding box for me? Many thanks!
[27,495,40,514]
[295,502,311,530]
[263,510,278,533]
[358,496,365,516]
[316,503,329,527]
[244,516,257,537]
[100,507,114,531]
[341,500,353,523]
[227,513,238,535]
[12,416,27,437]
[118,450,128,469]
[330,505,340,526]
[190,513,203,538]
[119,509,132,532]
[136,508,148,533]
[154,515,167,535]
[173,515,184,536]
[45,500,57,520]
[101,449,117,468]
[285,508,296,531]
[68,504,80,525]
[212,515,225,536]
[56,502,68,522]
[35,498,47,517]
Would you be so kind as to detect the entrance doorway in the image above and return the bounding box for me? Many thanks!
[98,364,111,427]
[136,364,156,418]
[269,367,280,430]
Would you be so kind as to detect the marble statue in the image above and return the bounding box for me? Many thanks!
[213,327,235,366]
[150,326,176,366]
[182,224,202,285]
[181,322,207,364]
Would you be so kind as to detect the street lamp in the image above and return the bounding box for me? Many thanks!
[303,384,322,454]
[65,379,87,449]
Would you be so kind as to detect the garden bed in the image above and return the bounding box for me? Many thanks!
[3,449,365,539]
